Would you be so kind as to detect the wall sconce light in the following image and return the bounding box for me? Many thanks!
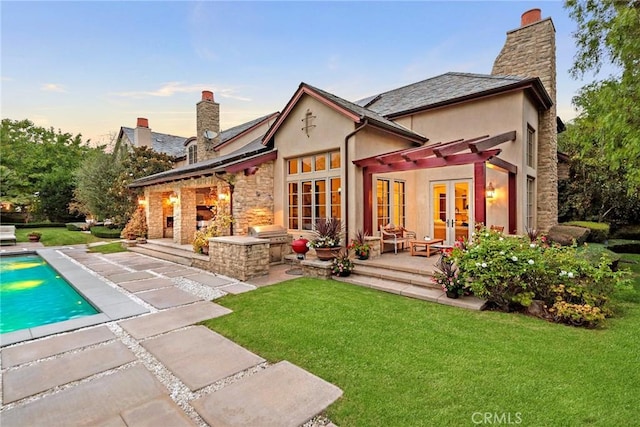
[169,192,179,205]
[137,197,147,206]
[486,182,496,199]
[218,192,228,201]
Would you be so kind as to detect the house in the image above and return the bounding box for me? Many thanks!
[117,118,191,167]
[131,8,558,253]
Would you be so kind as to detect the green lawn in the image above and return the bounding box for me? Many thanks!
[88,242,127,254]
[203,254,640,426]
[15,227,120,246]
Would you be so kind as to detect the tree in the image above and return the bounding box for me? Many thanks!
[564,0,640,195]
[72,140,174,226]
[0,119,92,220]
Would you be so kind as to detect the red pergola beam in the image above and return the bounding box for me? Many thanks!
[364,149,501,174]
[469,130,516,153]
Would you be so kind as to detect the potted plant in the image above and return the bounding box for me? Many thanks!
[192,229,209,254]
[192,198,234,254]
[309,218,343,261]
[349,229,370,260]
[432,254,467,298]
[331,248,354,277]
[28,231,42,242]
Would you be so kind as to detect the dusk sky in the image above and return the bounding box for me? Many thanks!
[1,1,615,145]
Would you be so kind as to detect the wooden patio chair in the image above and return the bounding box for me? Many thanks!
[380,224,416,254]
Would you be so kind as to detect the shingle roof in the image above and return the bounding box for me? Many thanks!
[300,83,427,141]
[357,72,534,117]
[215,113,276,148]
[129,137,273,188]
[121,128,189,158]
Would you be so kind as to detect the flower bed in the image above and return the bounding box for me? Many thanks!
[449,226,630,327]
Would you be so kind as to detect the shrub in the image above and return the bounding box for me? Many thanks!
[610,224,640,240]
[14,222,66,229]
[451,226,629,327]
[564,221,610,243]
[121,207,147,240]
[66,222,89,231]
[90,226,123,239]
[608,240,640,254]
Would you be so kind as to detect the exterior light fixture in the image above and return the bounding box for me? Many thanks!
[137,197,147,206]
[486,182,495,199]
[169,192,179,204]
[218,192,228,201]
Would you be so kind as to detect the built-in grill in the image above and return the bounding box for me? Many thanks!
[247,225,291,264]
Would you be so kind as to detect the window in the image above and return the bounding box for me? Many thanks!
[526,125,535,168]
[526,177,535,229]
[287,151,341,230]
[377,178,405,229]
[188,144,198,164]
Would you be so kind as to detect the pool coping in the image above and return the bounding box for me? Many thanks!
[1,249,149,347]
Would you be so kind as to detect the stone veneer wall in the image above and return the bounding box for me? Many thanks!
[205,236,270,281]
[231,161,275,235]
[146,189,164,239]
[492,16,557,232]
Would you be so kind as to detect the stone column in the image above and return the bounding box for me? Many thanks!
[175,188,196,244]
[147,191,163,239]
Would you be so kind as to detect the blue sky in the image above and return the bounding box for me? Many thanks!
[1,1,606,145]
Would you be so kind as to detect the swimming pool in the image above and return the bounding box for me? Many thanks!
[0,254,98,334]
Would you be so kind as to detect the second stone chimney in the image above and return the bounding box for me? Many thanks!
[492,8,557,232]
[134,117,152,148]
[197,90,221,161]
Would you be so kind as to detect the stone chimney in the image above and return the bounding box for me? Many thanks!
[133,117,152,148]
[196,90,221,161]
[492,8,557,232]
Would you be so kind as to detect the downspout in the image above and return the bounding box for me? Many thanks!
[343,118,369,242]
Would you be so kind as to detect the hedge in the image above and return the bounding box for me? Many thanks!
[9,223,67,229]
[66,222,90,231]
[90,226,123,239]
[611,224,640,240]
[563,221,609,243]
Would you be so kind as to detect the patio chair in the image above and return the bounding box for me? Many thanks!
[0,225,17,245]
[380,224,416,254]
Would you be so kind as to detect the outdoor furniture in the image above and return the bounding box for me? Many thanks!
[0,225,17,245]
[429,243,454,257]
[409,239,444,257]
[380,225,416,254]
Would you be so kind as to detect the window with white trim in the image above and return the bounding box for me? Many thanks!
[376,178,406,229]
[526,176,535,229]
[526,125,536,168]
[188,144,198,164]
[287,151,341,230]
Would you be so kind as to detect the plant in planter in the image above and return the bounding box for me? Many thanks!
[121,207,148,242]
[28,231,42,242]
[331,248,354,277]
[349,229,370,260]
[432,254,467,298]
[192,198,234,254]
[309,218,344,260]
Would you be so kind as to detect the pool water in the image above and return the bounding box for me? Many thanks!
[0,255,98,334]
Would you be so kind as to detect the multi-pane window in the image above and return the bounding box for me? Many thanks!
[526,177,535,229]
[377,179,406,229]
[188,144,198,164]
[526,125,535,168]
[287,151,341,230]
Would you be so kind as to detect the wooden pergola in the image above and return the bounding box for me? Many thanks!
[352,131,518,235]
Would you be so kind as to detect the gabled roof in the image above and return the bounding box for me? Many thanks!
[214,112,279,151]
[120,128,189,158]
[357,72,553,118]
[262,83,428,145]
[129,137,275,188]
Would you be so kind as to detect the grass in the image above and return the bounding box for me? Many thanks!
[15,227,120,246]
[203,255,640,426]
[88,242,127,254]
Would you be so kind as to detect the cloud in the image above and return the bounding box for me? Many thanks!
[112,82,251,101]
[1,76,13,82]
[41,83,66,92]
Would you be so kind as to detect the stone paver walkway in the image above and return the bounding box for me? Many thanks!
[0,248,341,427]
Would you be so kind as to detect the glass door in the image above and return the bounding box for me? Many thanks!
[431,180,472,245]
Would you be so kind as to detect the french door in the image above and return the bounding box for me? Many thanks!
[431,180,472,245]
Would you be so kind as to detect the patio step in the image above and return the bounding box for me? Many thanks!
[128,242,202,266]
[351,263,439,290]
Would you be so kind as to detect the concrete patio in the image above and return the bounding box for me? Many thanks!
[0,248,341,427]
